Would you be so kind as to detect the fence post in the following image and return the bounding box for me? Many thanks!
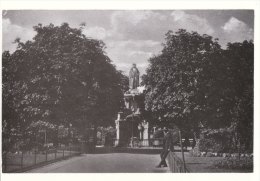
[4,153,7,172]
[45,150,48,161]
[179,130,186,172]
[63,148,65,158]
[171,154,174,172]
[69,146,71,156]
[55,148,57,159]
[21,151,24,169]
[173,154,176,173]
[34,150,37,165]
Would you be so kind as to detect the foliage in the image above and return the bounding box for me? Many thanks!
[142,29,222,132]
[197,138,224,153]
[2,23,126,151]
[142,29,253,152]
[96,126,116,146]
[199,126,234,153]
[213,157,253,171]
[224,41,254,152]
[153,129,164,139]
[97,126,117,138]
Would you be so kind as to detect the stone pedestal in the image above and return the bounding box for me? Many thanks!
[142,121,149,140]
[115,113,121,140]
[114,67,150,147]
[124,92,140,114]
[115,112,133,147]
[115,89,152,147]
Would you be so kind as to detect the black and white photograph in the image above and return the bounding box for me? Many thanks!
[1,0,258,178]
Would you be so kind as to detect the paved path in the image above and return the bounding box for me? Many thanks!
[27,153,169,173]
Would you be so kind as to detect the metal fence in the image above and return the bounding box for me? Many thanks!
[113,138,193,148]
[130,138,164,147]
[167,151,189,173]
[2,145,81,173]
[113,138,164,147]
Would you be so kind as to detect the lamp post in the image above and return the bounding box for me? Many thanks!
[44,130,47,146]
[130,94,137,147]
[39,129,47,146]
[131,110,134,147]
[68,123,72,146]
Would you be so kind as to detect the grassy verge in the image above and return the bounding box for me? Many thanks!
[175,152,253,173]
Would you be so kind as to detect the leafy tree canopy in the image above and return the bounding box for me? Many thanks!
[2,23,127,146]
[142,29,253,144]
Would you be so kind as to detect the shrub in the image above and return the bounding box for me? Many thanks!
[198,138,224,153]
[213,157,253,170]
[153,129,164,139]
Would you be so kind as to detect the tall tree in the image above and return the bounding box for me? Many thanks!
[143,29,253,152]
[142,29,222,134]
[224,41,254,151]
[2,23,125,150]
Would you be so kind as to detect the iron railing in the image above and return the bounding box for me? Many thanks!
[2,145,81,173]
[113,138,194,148]
[167,151,189,173]
[113,138,164,147]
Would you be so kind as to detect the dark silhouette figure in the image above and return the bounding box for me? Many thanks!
[156,128,173,167]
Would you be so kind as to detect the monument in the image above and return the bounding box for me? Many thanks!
[115,64,149,147]
[129,63,139,90]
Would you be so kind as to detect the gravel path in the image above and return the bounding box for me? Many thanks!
[27,153,169,173]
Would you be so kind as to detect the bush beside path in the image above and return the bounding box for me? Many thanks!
[176,152,253,173]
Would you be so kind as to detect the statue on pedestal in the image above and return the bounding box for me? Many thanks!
[115,63,150,147]
[129,63,139,90]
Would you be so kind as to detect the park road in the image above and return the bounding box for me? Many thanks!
[27,153,169,173]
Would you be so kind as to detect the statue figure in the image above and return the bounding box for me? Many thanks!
[129,63,139,89]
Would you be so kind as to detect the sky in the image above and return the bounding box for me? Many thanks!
[2,10,254,75]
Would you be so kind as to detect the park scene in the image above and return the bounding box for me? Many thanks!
[2,10,254,173]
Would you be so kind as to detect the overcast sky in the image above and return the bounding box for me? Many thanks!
[2,10,254,75]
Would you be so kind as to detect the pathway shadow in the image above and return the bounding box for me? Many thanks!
[91,147,185,155]
[92,147,162,154]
